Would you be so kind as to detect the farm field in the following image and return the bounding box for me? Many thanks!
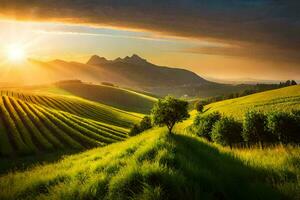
[204,85,300,119]
[0,90,144,158]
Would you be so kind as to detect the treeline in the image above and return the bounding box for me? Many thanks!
[191,110,300,148]
[200,80,297,105]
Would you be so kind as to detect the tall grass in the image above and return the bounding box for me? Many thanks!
[0,128,287,200]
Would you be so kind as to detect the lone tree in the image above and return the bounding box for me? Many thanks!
[151,96,190,134]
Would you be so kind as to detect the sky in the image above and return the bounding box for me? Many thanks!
[0,0,299,81]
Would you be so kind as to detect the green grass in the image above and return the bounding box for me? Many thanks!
[205,85,300,120]
[1,122,298,199]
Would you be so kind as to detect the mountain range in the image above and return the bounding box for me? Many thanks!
[1,54,263,97]
[86,54,210,87]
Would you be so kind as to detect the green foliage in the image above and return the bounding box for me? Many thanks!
[129,116,152,136]
[267,111,300,144]
[242,111,275,145]
[151,96,189,133]
[211,116,243,147]
[139,116,152,131]
[129,124,141,137]
[192,112,221,140]
[194,101,204,112]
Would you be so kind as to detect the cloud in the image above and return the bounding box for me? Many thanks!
[183,43,300,64]
[1,0,299,63]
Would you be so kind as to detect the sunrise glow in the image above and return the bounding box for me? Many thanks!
[7,44,26,62]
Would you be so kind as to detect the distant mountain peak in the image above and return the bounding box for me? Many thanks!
[87,55,109,65]
[121,54,148,65]
[87,54,149,66]
[114,57,123,62]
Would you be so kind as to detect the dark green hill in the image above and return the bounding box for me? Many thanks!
[53,82,157,114]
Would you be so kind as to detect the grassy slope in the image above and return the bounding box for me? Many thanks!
[205,85,300,119]
[1,119,298,199]
[42,82,157,114]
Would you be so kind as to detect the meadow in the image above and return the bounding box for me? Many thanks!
[0,121,298,199]
[205,85,300,119]
[0,85,299,199]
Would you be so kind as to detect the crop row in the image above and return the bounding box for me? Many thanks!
[0,90,134,128]
[0,96,127,156]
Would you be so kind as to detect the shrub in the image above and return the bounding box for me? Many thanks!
[211,116,243,148]
[151,96,189,134]
[194,101,204,113]
[129,124,140,136]
[192,112,221,141]
[267,112,300,144]
[139,116,152,131]
[242,111,275,146]
[129,116,152,137]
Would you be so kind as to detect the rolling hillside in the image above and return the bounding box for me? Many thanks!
[0,86,299,199]
[0,90,142,157]
[53,81,157,114]
[205,85,300,119]
[21,81,156,114]
[0,127,293,200]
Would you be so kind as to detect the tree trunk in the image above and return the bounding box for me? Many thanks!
[167,123,174,134]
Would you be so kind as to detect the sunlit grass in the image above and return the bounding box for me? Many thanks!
[205,85,300,120]
[1,120,298,199]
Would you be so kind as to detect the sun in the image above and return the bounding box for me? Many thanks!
[7,44,26,62]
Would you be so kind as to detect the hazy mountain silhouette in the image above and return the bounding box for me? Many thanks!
[13,55,252,97]
[86,54,210,87]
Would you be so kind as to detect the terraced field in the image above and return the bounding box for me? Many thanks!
[205,85,300,119]
[0,91,142,157]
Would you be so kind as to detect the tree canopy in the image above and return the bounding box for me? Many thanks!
[151,96,189,133]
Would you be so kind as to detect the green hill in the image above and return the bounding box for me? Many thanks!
[54,82,157,114]
[26,81,157,114]
[1,126,296,200]
[205,85,300,119]
[0,91,142,157]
